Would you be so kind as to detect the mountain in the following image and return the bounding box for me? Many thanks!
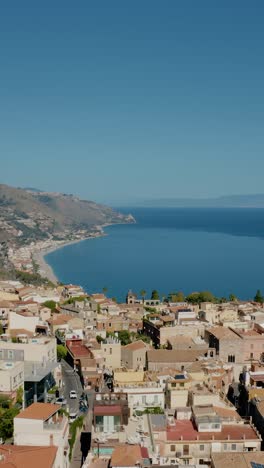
[0,183,134,247]
[136,194,264,208]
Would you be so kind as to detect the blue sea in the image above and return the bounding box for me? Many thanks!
[45,208,264,302]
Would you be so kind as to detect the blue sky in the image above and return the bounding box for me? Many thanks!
[1,1,264,205]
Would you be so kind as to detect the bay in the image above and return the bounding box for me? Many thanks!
[45,208,264,301]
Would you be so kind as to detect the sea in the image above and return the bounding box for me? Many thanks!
[45,207,264,302]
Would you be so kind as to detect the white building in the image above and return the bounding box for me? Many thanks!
[14,402,69,468]
[0,360,24,394]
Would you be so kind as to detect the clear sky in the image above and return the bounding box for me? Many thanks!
[1,1,264,205]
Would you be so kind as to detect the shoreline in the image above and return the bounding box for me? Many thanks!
[33,234,104,284]
[33,219,136,284]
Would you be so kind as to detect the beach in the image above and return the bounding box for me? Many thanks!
[33,220,135,285]
[32,231,106,284]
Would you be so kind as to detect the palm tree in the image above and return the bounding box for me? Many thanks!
[140,289,146,304]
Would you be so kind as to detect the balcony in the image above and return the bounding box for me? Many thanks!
[43,417,67,431]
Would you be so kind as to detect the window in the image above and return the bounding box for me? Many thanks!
[231,444,236,451]
[180,383,185,387]
[109,323,112,327]
[250,344,254,349]
[8,350,13,360]
[171,383,176,388]
[212,423,220,429]
[223,444,227,451]
[228,355,235,363]
[183,445,189,455]
[170,445,176,452]
[199,445,205,451]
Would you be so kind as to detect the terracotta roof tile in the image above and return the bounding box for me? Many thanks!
[0,445,58,468]
[15,402,60,420]
[123,340,148,351]
[111,445,142,467]
[167,420,259,441]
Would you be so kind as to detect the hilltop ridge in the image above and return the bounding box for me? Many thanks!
[0,184,135,281]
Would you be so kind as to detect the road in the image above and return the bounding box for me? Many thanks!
[61,360,83,414]
[61,360,94,468]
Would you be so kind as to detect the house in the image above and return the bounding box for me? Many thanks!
[14,403,69,467]
[61,284,85,299]
[93,392,129,434]
[0,445,58,468]
[110,445,143,468]
[148,404,261,465]
[211,451,264,468]
[205,326,243,379]
[121,340,149,370]
[114,370,165,413]
[146,349,206,372]
[249,398,264,448]
[0,360,24,398]
[101,337,121,370]
[8,311,49,335]
[165,371,192,408]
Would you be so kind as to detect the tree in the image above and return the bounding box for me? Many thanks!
[118,330,132,345]
[16,386,23,406]
[96,335,104,343]
[57,344,67,361]
[254,289,264,304]
[186,291,216,305]
[168,291,185,302]
[140,289,146,303]
[151,290,159,300]
[42,300,57,311]
[102,287,108,295]
[0,407,19,440]
[229,294,237,302]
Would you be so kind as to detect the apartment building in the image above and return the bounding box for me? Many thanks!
[165,372,192,408]
[114,370,164,413]
[148,405,261,466]
[14,403,69,467]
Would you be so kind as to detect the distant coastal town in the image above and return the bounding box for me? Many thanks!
[7,225,107,283]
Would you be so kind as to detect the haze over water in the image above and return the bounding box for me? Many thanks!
[45,208,264,302]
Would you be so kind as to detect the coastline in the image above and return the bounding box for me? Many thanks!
[33,218,136,284]
[33,235,103,284]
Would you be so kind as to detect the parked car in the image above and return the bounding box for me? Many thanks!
[55,396,67,406]
[69,390,77,399]
[69,412,77,423]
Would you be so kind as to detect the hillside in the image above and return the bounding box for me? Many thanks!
[0,184,133,241]
[0,184,134,281]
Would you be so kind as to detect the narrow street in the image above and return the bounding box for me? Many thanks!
[70,389,95,468]
[61,360,94,468]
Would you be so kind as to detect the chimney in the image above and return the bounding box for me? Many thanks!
[227,435,230,440]
[49,434,54,446]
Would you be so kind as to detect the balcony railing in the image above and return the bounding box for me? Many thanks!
[43,418,67,431]
[95,424,124,433]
